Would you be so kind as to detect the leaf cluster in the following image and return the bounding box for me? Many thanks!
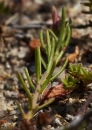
[62,63,92,90]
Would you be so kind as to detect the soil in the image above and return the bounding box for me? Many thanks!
[0,0,92,130]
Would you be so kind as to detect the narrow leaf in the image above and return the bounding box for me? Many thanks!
[50,58,68,81]
[41,56,47,69]
[24,68,35,91]
[39,30,46,50]
[17,72,32,109]
[16,101,27,119]
[46,30,51,61]
[48,29,58,42]
[35,47,41,83]
[56,6,66,53]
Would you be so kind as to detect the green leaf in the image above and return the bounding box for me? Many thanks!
[41,56,47,69]
[35,47,41,83]
[17,73,33,109]
[48,29,58,42]
[40,38,55,93]
[62,74,78,90]
[51,58,68,81]
[38,98,55,110]
[16,101,27,119]
[56,6,66,54]
[24,68,35,91]
[39,30,46,51]
[46,30,51,61]
[64,26,71,46]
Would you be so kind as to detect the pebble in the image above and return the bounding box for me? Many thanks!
[49,127,54,130]
[0,1,91,130]
[0,92,8,111]
[6,62,11,69]
[54,118,62,126]
[79,99,86,103]
[68,98,76,104]
[10,48,18,57]
[18,47,30,59]
[4,91,19,98]
[0,53,6,62]
[65,114,74,121]
[1,122,14,130]
[34,0,43,4]
[9,109,19,116]
[29,65,35,73]
[52,82,59,87]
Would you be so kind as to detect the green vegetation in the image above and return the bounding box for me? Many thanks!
[17,7,71,120]
[62,63,92,90]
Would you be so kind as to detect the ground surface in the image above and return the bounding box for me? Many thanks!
[0,0,92,130]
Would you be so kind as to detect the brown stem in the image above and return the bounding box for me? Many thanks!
[77,92,92,115]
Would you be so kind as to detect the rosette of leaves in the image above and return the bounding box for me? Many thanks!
[62,63,92,90]
[62,75,78,90]
[17,6,71,121]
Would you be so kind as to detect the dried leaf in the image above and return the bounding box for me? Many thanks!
[41,84,70,102]
[67,46,79,63]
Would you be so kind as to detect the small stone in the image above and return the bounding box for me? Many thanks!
[49,127,54,130]
[69,98,76,104]
[6,62,11,69]
[54,118,62,126]
[34,0,43,4]
[18,47,29,58]
[1,122,14,129]
[10,48,18,56]
[65,114,74,121]
[79,99,86,103]
[4,91,19,98]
